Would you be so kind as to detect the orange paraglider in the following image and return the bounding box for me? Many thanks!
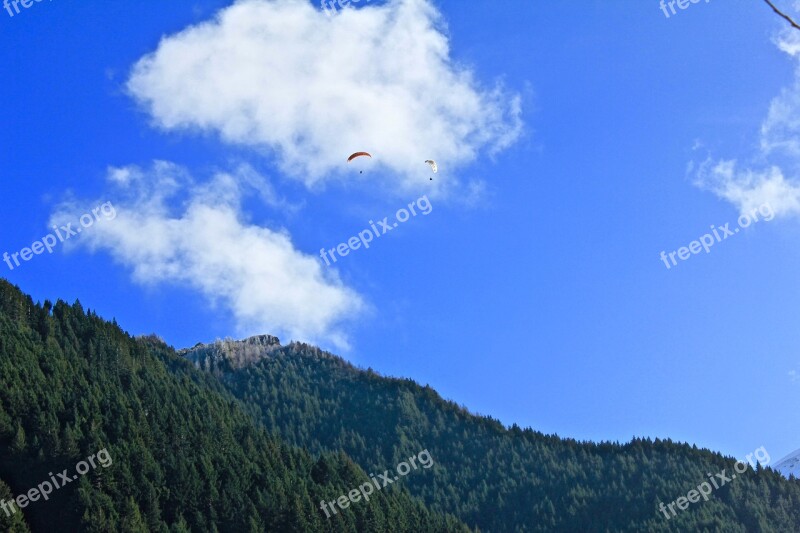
[348,152,372,173]
[347,152,372,162]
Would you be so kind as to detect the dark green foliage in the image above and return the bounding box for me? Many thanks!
[0,280,469,532]
[0,477,30,532]
[186,340,800,532]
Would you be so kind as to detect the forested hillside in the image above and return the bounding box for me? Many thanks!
[3,275,800,532]
[185,337,800,532]
[0,280,469,532]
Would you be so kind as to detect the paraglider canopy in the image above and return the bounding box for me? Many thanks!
[347,152,372,162]
[425,160,438,173]
[347,152,372,174]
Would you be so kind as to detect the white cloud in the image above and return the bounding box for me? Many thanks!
[50,162,363,349]
[694,23,800,217]
[762,29,800,156]
[694,159,800,217]
[126,0,522,191]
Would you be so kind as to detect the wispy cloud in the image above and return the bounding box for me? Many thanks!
[50,161,363,349]
[693,159,800,217]
[126,0,522,191]
[693,23,800,218]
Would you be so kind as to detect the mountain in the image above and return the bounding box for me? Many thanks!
[3,276,800,532]
[0,280,469,532]
[184,336,800,532]
[775,449,800,479]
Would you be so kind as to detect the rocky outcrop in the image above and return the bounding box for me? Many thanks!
[181,334,281,375]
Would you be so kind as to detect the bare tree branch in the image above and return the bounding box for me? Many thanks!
[763,0,800,31]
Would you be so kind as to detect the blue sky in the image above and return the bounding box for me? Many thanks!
[2,0,799,465]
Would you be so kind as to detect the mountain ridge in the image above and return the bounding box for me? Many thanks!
[0,279,470,532]
[3,281,800,532]
[180,334,800,532]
